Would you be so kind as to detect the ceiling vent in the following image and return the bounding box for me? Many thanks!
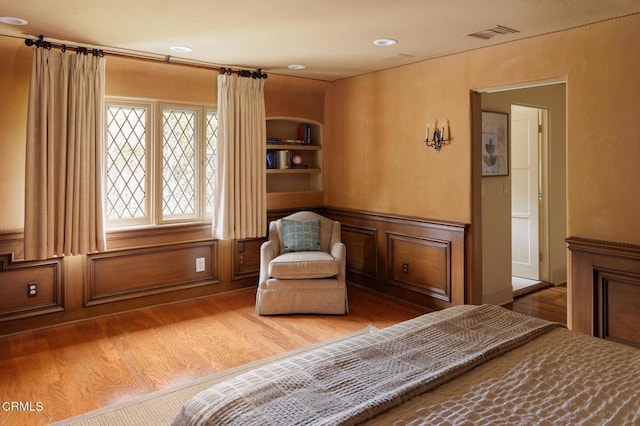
[467,25,520,40]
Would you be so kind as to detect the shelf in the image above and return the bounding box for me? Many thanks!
[267,168,321,174]
[266,144,320,151]
[266,117,323,211]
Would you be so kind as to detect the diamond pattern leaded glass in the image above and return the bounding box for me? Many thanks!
[106,105,147,220]
[205,110,218,217]
[162,108,196,216]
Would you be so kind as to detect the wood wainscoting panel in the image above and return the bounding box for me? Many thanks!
[321,207,468,310]
[342,224,378,280]
[233,238,266,280]
[87,240,219,306]
[388,233,450,302]
[567,237,640,348]
[595,269,640,347]
[0,231,24,260]
[0,253,63,321]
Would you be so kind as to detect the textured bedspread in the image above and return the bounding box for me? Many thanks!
[366,325,640,425]
[173,305,561,426]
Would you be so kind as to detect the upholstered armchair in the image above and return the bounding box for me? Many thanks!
[256,211,348,315]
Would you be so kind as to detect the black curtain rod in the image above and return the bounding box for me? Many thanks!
[24,35,267,78]
[219,67,268,79]
[25,35,104,57]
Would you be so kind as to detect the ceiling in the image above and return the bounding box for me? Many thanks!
[1,0,639,81]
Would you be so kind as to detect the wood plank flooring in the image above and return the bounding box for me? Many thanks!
[0,285,429,425]
[0,284,567,426]
[508,284,568,325]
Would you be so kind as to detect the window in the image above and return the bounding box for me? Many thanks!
[105,99,217,227]
[106,102,150,225]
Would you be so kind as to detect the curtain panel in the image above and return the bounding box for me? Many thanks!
[24,48,106,260]
[214,74,267,240]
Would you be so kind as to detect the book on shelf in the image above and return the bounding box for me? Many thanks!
[267,137,309,146]
[297,124,311,145]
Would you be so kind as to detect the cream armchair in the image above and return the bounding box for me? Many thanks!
[256,211,348,315]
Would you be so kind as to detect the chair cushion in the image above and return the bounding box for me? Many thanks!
[268,251,339,279]
[281,218,322,252]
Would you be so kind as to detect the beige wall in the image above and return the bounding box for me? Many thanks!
[325,14,640,317]
[324,26,574,222]
[107,56,328,120]
[325,14,640,244]
[481,84,567,305]
[264,74,328,123]
[106,56,217,104]
[565,16,640,243]
[0,37,31,230]
[325,55,475,221]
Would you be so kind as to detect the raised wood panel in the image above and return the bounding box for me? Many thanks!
[388,233,450,302]
[595,269,640,348]
[234,238,265,279]
[0,231,24,260]
[567,237,640,348]
[321,207,468,310]
[87,240,219,306]
[0,253,63,321]
[0,231,256,336]
[342,225,377,279]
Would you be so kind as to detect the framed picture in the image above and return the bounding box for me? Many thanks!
[481,111,509,176]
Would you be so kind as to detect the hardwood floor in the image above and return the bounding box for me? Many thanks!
[0,285,429,426]
[0,284,567,426]
[508,284,568,325]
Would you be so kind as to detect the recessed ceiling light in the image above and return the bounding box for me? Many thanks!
[170,46,192,53]
[288,64,306,70]
[373,38,397,46]
[0,16,28,26]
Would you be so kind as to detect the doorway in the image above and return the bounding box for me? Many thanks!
[477,81,567,305]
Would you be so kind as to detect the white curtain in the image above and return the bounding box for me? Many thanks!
[24,48,106,260]
[214,73,266,240]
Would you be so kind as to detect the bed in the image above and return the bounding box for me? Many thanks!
[172,305,640,425]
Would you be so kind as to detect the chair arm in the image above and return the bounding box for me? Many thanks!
[330,241,345,261]
[259,240,279,285]
[330,242,346,283]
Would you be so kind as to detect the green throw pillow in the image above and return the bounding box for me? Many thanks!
[281,219,321,253]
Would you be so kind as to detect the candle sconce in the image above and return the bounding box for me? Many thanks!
[424,119,451,153]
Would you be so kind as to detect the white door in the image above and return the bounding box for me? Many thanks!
[511,105,540,280]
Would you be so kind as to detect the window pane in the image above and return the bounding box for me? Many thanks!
[106,105,147,220]
[205,110,218,217]
[162,108,196,217]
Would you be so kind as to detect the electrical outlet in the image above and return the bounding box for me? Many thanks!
[402,262,409,274]
[27,282,38,297]
[195,257,206,272]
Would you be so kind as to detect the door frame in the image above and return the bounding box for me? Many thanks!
[472,77,566,303]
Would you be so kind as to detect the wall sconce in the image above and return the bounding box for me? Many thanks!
[424,119,451,152]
